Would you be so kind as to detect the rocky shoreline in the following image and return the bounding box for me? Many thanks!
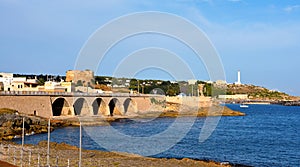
[225,99,300,106]
[0,108,74,140]
[163,102,245,117]
[275,100,300,106]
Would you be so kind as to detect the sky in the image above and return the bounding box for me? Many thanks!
[0,0,300,96]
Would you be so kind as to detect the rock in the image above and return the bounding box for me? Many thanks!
[0,108,52,140]
[2,121,13,127]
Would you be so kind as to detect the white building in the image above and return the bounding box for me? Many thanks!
[215,80,227,85]
[7,78,39,91]
[0,73,39,91]
[42,81,74,92]
[0,73,75,92]
[235,70,242,85]
[0,73,13,91]
[218,94,248,100]
[188,79,197,85]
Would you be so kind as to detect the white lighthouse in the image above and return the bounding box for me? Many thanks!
[235,70,241,85]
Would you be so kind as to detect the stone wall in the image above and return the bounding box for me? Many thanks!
[0,96,52,118]
[166,96,212,107]
[134,96,165,113]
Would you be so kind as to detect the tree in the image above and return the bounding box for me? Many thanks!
[204,83,212,96]
[95,76,111,85]
[129,79,138,90]
[166,83,180,96]
[76,80,83,86]
[38,78,45,85]
[55,75,61,82]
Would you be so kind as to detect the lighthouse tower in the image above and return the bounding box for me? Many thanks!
[235,70,241,85]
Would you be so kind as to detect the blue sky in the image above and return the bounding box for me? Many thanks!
[0,0,300,96]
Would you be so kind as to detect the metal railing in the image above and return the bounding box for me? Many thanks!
[0,91,163,97]
[0,143,73,167]
[0,143,106,167]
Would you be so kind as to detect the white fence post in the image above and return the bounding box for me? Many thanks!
[0,143,2,160]
[38,153,40,167]
[56,156,58,167]
[29,150,31,166]
[79,122,82,167]
[13,147,16,165]
[47,118,51,167]
[21,117,25,167]
[7,145,10,162]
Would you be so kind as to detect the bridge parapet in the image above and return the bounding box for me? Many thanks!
[0,91,164,98]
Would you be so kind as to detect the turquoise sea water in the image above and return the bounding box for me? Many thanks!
[14,104,300,166]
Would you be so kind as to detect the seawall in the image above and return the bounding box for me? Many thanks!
[0,96,53,118]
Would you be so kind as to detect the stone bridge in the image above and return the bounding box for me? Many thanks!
[0,92,165,118]
[51,96,139,117]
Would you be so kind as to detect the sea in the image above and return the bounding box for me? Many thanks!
[13,104,300,167]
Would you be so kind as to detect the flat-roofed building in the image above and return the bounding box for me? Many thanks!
[0,72,13,91]
[8,78,39,91]
[40,81,74,92]
[218,94,248,100]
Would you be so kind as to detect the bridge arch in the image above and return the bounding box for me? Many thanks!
[73,98,91,116]
[123,98,138,115]
[108,98,123,116]
[92,98,109,116]
[52,97,72,116]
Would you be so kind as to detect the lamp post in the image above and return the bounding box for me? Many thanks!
[137,80,139,94]
[79,122,82,167]
[47,118,50,167]
[21,117,24,167]
[142,82,145,94]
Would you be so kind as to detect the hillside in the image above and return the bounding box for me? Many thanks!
[226,84,297,101]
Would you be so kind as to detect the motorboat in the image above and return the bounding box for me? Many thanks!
[240,104,249,108]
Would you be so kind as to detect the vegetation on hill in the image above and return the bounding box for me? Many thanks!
[129,79,180,96]
[226,84,292,100]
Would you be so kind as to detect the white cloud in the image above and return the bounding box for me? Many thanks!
[284,5,300,12]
